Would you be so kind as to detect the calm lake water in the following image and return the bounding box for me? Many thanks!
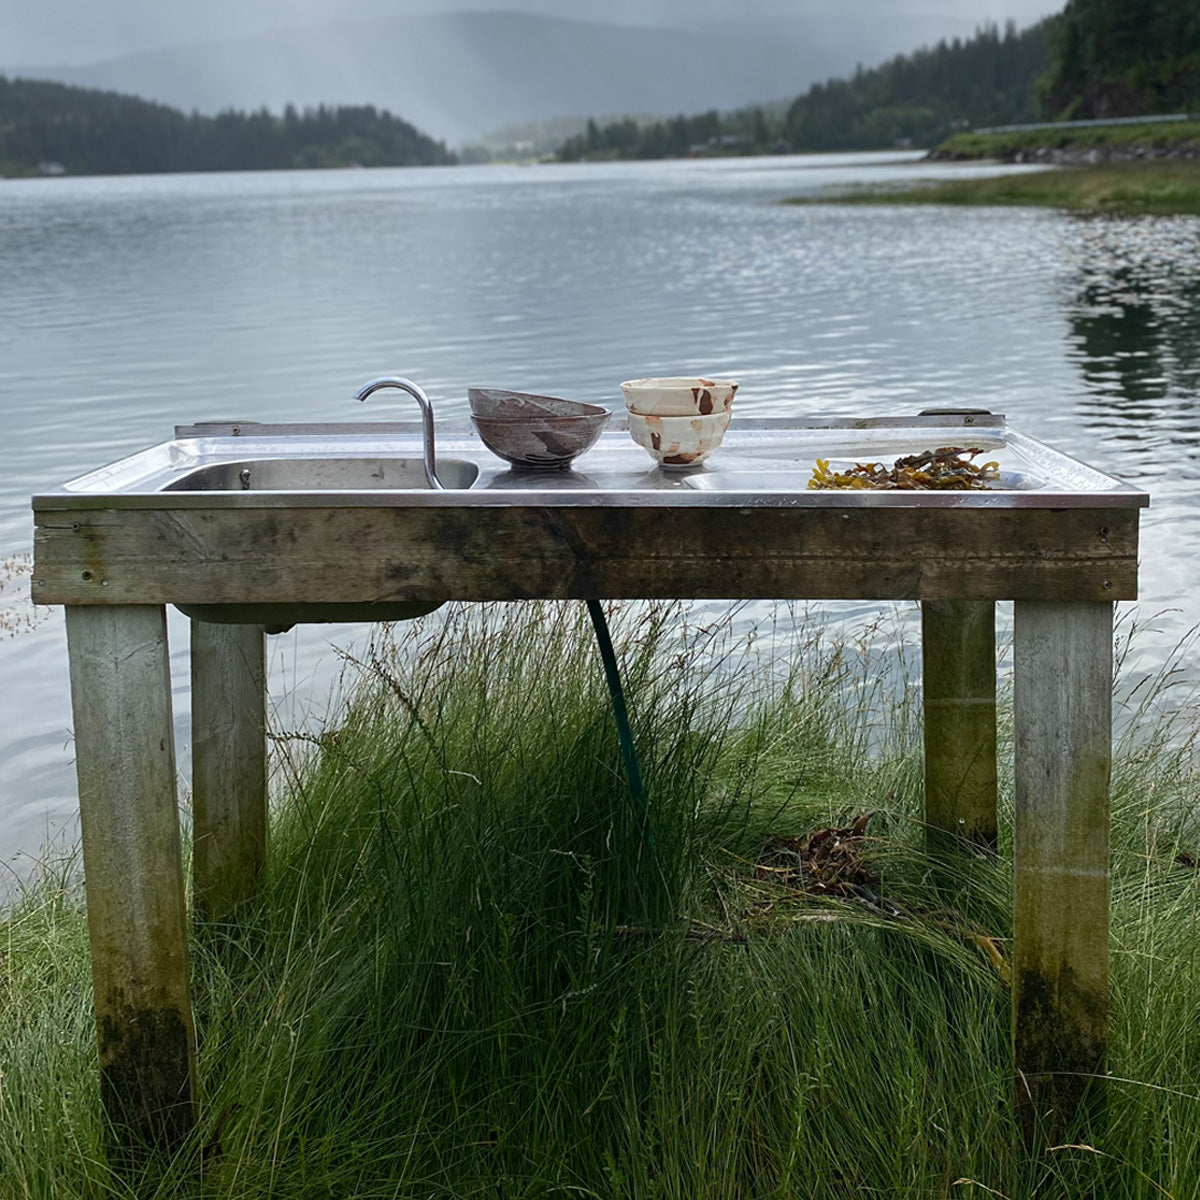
[2,152,1198,867]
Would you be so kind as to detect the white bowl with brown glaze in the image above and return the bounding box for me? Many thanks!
[627,410,731,469]
[620,376,738,418]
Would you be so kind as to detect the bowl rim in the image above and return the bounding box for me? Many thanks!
[620,377,739,391]
[468,387,608,417]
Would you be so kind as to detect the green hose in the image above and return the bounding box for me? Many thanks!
[585,599,650,835]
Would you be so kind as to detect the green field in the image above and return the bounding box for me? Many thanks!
[3,601,1200,1198]
[791,160,1200,215]
[935,121,1200,162]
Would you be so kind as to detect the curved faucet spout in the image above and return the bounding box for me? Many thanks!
[355,376,444,489]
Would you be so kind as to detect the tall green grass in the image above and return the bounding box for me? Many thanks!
[2,601,1199,1198]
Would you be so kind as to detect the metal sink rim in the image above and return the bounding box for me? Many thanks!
[32,415,1150,511]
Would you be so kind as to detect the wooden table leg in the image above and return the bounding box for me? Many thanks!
[921,599,998,849]
[191,620,268,922]
[65,605,196,1156]
[1012,599,1111,1142]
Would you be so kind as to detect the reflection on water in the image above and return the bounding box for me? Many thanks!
[1063,217,1200,446]
[1057,214,1200,699]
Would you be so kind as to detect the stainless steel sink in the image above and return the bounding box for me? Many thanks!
[34,413,1149,633]
[161,450,478,630]
[42,415,1146,509]
[164,456,479,493]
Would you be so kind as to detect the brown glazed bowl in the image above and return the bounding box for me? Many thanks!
[470,411,610,469]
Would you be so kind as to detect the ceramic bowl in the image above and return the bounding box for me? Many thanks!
[620,376,738,418]
[468,387,607,421]
[471,411,609,469]
[627,410,731,469]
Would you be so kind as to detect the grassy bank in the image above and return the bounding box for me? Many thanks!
[790,161,1200,215]
[933,121,1200,163]
[3,602,1200,1197]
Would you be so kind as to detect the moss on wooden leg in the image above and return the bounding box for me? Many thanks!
[1013,963,1108,1145]
[99,1006,196,1157]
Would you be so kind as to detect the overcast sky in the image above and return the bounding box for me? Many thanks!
[4,0,1059,68]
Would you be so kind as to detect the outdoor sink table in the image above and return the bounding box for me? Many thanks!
[32,413,1146,1152]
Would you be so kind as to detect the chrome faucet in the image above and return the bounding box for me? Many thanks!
[354,376,444,490]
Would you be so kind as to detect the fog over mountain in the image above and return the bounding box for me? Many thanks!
[3,0,1059,145]
[1,0,1058,66]
[9,14,830,144]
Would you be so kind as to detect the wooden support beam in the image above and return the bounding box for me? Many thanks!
[33,503,1139,606]
[922,599,998,849]
[1012,600,1112,1143]
[65,605,196,1157]
[190,620,268,922]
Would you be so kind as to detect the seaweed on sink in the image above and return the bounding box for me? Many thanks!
[808,447,1000,491]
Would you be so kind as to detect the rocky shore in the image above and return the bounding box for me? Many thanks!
[929,120,1200,164]
[931,141,1200,164]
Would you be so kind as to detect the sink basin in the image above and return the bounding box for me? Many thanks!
[164,456,479,492]
[167,455,479,630]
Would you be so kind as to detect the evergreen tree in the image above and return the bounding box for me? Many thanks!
[556,19,1052,161]
[783,20,1051,152]
[1041,0,1200,117]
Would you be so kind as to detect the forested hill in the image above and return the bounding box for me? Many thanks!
[1040,0,1200,119]
[558,20,1051,160]
[0,76,455,176]
[783,20,1051,151]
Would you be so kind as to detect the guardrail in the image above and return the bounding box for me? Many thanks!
[975,113,1199,135]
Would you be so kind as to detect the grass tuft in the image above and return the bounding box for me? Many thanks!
[2,600,1200,1197]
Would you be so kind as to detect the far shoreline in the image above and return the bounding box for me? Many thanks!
[788,156,1200,217]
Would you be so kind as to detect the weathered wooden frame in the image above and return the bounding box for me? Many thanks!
[37,497,1135,1153]
[36,504,1134,606]
[921,598,998,849]
[190,619,268,922]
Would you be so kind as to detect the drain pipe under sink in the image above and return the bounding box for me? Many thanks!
[585,599,651,842]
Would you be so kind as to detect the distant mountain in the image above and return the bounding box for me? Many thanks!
[14,11,832,145]
[693,11,987,58]
[0,0,1018,77]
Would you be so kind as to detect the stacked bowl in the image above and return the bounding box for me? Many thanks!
[620,377,738,468]
[468,387,609,470]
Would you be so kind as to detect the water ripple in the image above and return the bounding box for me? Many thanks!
[1,157,1198,861]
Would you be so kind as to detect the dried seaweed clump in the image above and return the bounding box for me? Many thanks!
[808,446,1000,490]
